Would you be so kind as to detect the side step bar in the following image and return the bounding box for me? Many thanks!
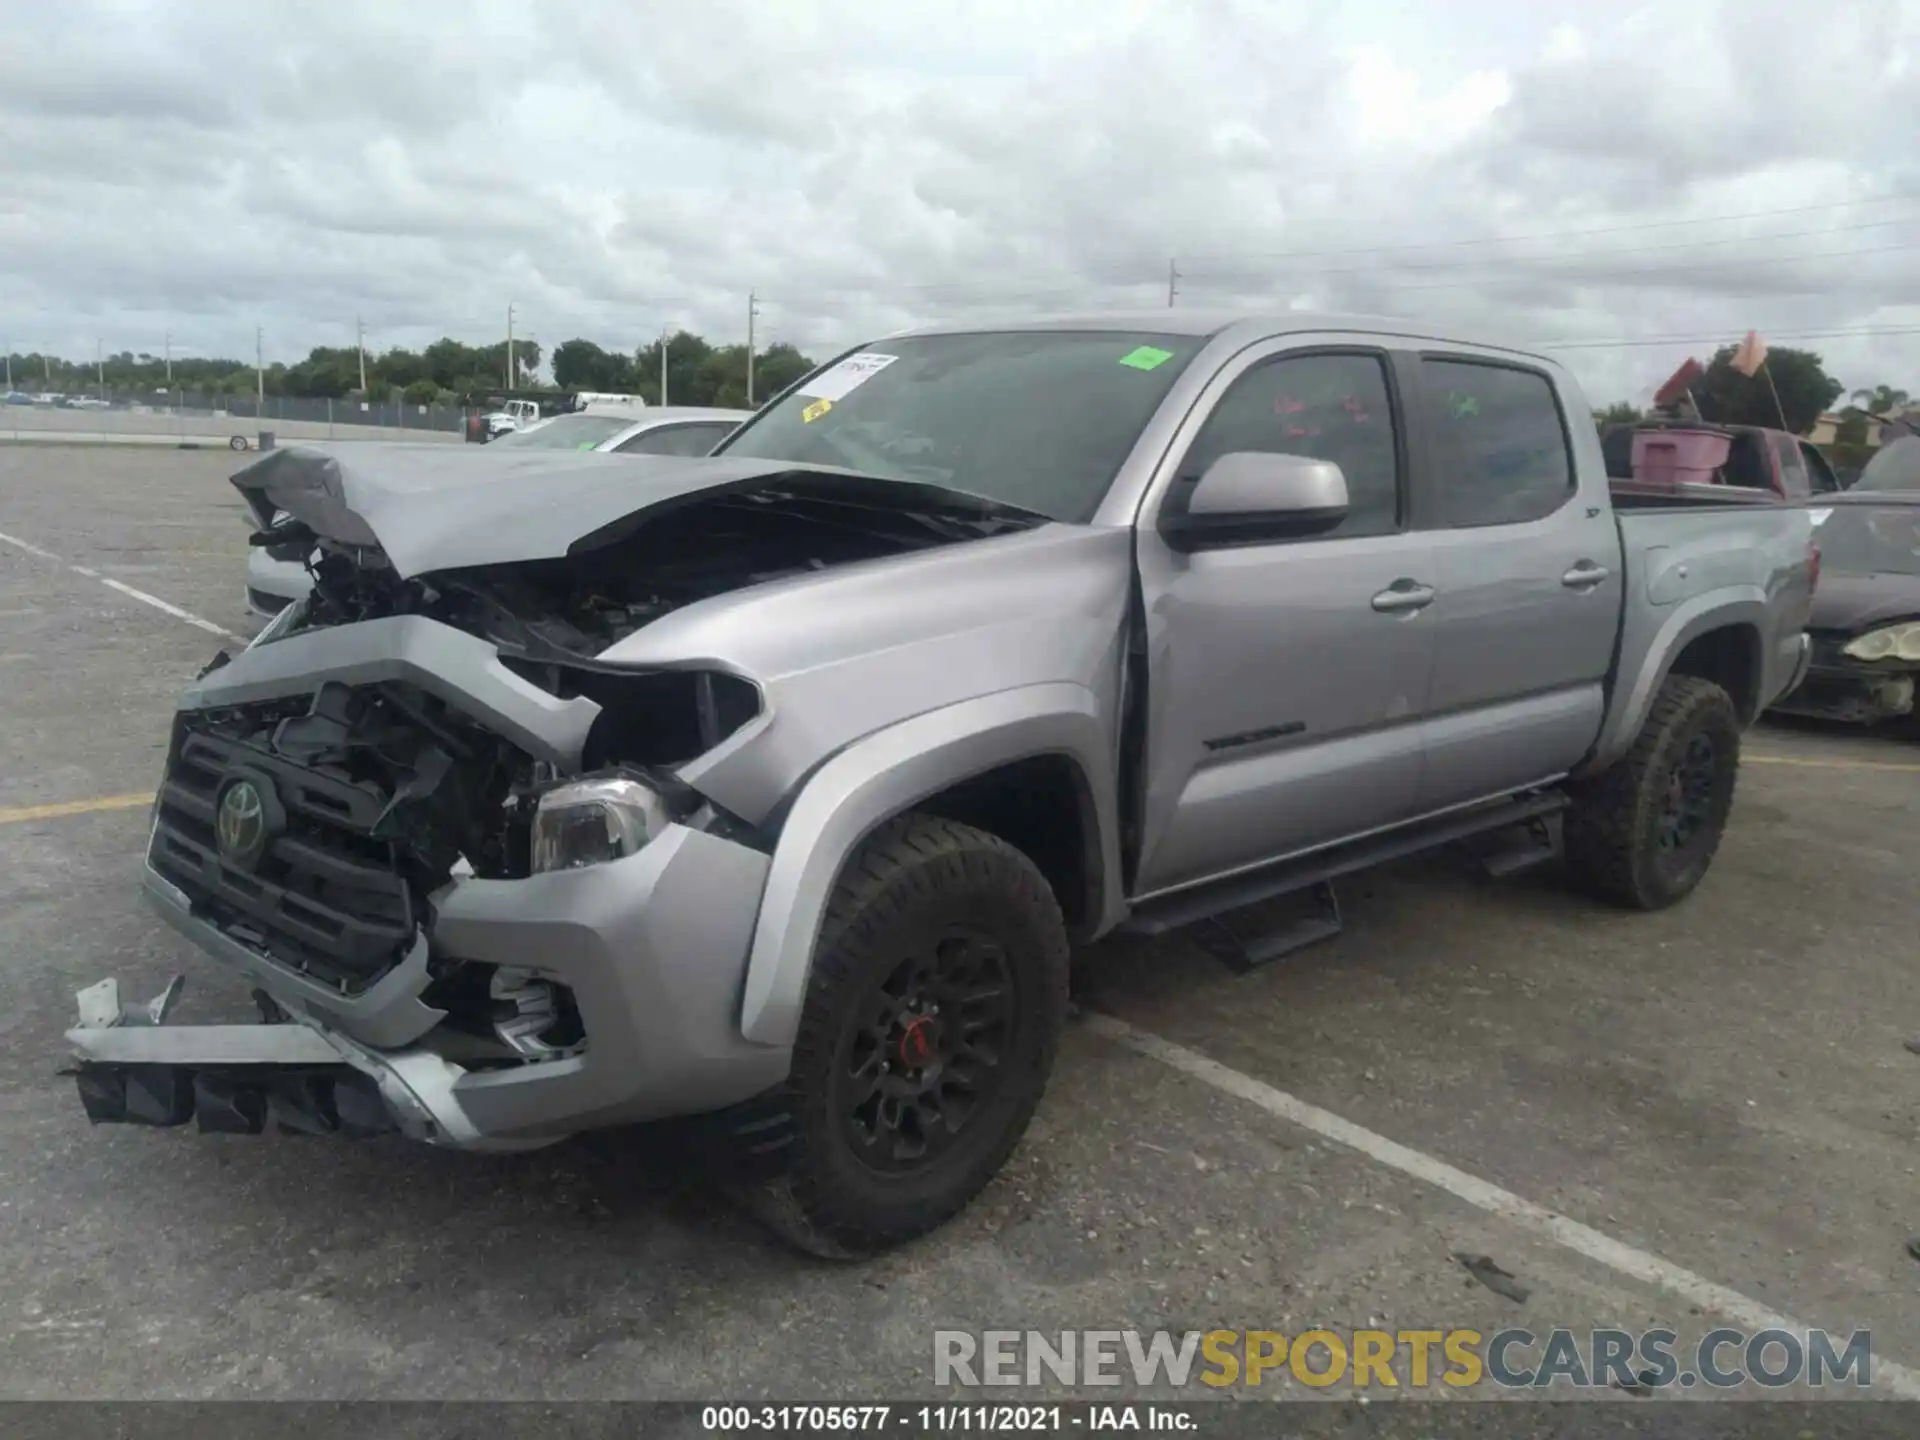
[1122,791,1568,967]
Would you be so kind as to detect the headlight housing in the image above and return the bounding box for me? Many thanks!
[530,776,674,872]
[246,595,306,650]
[1842,621,1920,663]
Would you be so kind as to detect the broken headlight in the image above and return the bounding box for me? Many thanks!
[530,776,674,872]
[246,595,307,650]
[1842,621,1920,663]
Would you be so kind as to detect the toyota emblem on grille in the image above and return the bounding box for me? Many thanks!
[216,777,272,870]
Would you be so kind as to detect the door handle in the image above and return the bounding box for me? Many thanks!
[1562,562,1612,589]
[1371,580,1436,614]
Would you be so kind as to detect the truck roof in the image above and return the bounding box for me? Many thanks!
[888,309,1549,361]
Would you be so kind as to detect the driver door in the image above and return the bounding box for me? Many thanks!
[1130,342,1437,897]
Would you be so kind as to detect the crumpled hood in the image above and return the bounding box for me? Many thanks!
[1809,571,1920,633]
[230,442,963,580]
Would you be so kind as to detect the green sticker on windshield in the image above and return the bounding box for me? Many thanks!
[1119,345,1174,371]
[577,440,598,450]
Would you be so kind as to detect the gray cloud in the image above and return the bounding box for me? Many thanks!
[2,0,1917,404]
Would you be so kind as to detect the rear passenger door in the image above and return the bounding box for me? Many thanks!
[1131,344,1436,895]
[1412,356,1622,814]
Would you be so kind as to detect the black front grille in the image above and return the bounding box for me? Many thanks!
[149,719,417,993]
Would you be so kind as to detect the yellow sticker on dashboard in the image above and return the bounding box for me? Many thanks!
[802,398,832,424]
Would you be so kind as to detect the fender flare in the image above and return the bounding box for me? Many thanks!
[737,682,1118,1047]
[1578,590,1767,778]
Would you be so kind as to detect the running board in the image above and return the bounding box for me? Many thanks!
[1122,792,1568,962]
[1190,880,1343,973]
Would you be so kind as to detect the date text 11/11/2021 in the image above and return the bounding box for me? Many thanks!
[701,1405,1196,1432]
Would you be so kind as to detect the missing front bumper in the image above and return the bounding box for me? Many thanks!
[61,975,546,1149]
[65,986,397,1138]
[1770,667,1916,726]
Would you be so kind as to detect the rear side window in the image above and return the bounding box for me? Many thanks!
[1179,351,1402,539]
[1773,435,1810,498]
[1799,443,1841,495]
[615,422,735,457]
[1422,359,1574,527]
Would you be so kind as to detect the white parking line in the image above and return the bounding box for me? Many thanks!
[1084,1012,1920,1399]
[0,528,245,644]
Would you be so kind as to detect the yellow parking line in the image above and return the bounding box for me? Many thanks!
[0,793,153,826]
[1746,753,1920,773]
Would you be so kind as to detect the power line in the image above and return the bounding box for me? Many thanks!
[1174,189,1920,264]
[1536,323,1920,351]
[1180,217,1917,284]
[762,192,1920,304]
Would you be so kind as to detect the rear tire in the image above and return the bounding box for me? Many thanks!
[738,814,1068,1258]
[1564,675,1740,910]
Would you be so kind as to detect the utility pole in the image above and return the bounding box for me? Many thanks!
[505,302,516,390]
[1167,258,1180,307]
[96,338,104,397]
[255,326,264,409]
[746,291,759,406]
[356,316,367,392]
[659,326,669,407]
[4,343,11,392]
[164,331,172,385]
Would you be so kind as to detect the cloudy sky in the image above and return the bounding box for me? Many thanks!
[3,0,1918,405]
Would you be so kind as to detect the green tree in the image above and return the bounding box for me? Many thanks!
[754,342,815,400]
[553,338,617,390]
[402,378,439,406]
[1850,384,1912,417]
[1692,345,1842,434]
[635,331,716,405]
[1593,401,1642,429]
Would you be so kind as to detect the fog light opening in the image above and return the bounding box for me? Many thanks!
[489,967,586,1061]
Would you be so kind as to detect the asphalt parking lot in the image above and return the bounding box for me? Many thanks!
[2,445,1917,1406]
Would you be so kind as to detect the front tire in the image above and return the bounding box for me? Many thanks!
[740,814,1069,1258]
[1564,674,1741,910]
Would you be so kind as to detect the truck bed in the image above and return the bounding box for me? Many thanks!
[1580,503,1817,775]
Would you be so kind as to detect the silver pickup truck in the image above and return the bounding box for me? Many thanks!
[68,312,1816,1257]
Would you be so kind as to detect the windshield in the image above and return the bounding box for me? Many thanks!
[493,413,634,450]
[1855,435,1920,493]
[1814,499,1920,575]
[715,330,1205,522]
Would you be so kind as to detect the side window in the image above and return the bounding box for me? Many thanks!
[1422,359,1574,527]
[615,423,730,457]
[1179,351,1401,539]
[1773,436,1810,498]
[1799,442,1841,495]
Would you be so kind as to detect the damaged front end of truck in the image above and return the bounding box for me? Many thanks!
[67,441,1049,1149]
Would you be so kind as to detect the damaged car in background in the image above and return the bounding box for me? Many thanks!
[69,314,1813,1258]
[1771,436,1920,730]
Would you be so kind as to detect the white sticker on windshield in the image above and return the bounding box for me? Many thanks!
[1809,507,1833,526]
[798,352,898,403]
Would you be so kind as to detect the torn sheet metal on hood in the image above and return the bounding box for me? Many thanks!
[227,443,1016,581]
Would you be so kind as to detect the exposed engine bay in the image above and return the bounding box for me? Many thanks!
[276,483,1034,660]
[164,481,1041,1008]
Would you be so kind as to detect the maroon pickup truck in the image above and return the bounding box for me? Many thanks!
[1601,420,1844,505]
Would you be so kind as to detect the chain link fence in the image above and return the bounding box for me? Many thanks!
[3,389,474,444]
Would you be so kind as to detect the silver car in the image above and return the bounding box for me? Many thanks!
[490,406,748,457]
[243,410,749,617]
